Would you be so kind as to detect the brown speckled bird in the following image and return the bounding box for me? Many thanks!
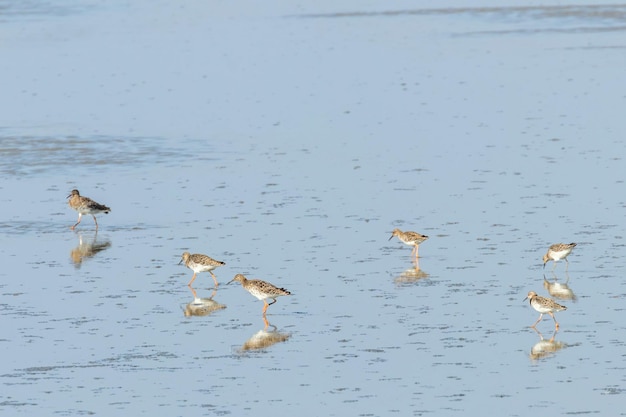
[67,189,111,230]
[179,252,226,286]
[524,291,567,330]
[543,243,577,270]
[389,228,429,258]
[228,274,291,315]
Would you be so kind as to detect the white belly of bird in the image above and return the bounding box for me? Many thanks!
[248,288,269,301]
[78,206,100,215]
[190,262,216,273]
[550,249,571,261]
[533,303,554,314]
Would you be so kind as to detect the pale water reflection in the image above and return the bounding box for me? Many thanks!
[543,272,577,302]
[393,263,430,286]
[239,318,292,353]
[69,231,112,268]
[529,328,568,362]
[183,287,227,318]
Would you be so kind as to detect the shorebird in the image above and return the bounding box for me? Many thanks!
[179,252,225,286]
[228,274,291,315]
[524,291,567,330]
[67,189,111,230]
[389,228,429,258]
[543,243,577,270]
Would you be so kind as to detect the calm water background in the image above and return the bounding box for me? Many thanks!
[1,1,626,415]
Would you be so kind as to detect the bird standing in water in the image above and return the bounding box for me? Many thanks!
[524,291,567,330]
[543,243,577,270]
[67,189,111,230]
[228,274,291,315]
[389,228,429,258]
[179,252,225,287]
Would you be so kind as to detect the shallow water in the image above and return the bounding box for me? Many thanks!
[1,1,626,415]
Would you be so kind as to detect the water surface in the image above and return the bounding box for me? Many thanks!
[1,1,626,415]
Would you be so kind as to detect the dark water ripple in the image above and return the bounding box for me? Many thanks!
[0,136,198,176]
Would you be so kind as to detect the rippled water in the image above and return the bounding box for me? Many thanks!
[1,1,626,415]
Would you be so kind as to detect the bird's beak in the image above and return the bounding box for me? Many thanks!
[67,193,72,199]
[523,296,529,302]
[226,278,235,285]
[388,234,393,241]
[178,259,183,265]
[542,263,546,269]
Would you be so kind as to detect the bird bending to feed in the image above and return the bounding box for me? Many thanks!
[543,243,577,270]
[389,228,429,258]
[67,189,111,230]
[179,252,225,287]
[228,274,291,315]
[524,291,567,330]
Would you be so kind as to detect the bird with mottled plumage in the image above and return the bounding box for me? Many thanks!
[179,252,225,286]
[389,228,429,258]
[67,189,111,230]
[228,274,291,315]
[543,243,577,270]
[524,291,567,330]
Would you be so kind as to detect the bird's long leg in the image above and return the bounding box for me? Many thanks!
[548,312,560,329]
[209,271,219,287]
[415,245,420,259]
[565,258,569,271]
[411,246,417,257]
[187,272,198,286]
[71,213,83,230]
[92,215,99,230]
[262,301,269,315]
[551,261,557,271]
[531,313,544,328]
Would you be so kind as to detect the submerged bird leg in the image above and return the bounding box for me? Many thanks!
[71,213,83,230]
[548,312,560,329]
[209,271,219,286]
[187,272,198,287]
[531,314,544,328]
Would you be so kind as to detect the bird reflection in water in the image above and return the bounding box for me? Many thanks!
[240,317,291,352]
[183,286,226,317]
[529,327,566,361]
[394,258,429,285]
[543,273,577,302]
[70,231,111,268]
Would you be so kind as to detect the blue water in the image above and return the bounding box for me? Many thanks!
[1,1,626,415]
